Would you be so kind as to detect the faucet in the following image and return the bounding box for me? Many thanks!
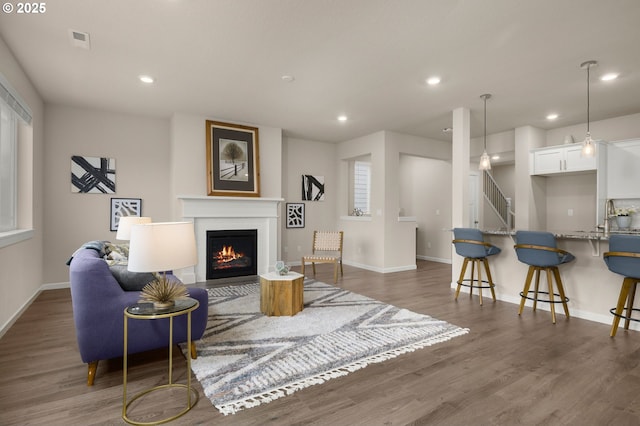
[604,198,616,233]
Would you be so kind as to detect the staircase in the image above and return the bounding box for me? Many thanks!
[483,170,514,229]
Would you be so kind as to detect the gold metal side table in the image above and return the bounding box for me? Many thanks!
[123,298,199,425]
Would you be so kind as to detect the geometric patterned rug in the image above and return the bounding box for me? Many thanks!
[185,279,469,415]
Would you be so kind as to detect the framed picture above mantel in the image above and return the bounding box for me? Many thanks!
[206,120,260,197]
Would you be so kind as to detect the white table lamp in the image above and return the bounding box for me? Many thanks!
[115,216,152,241]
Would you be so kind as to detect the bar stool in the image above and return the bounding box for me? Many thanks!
[514,231,575,323]
[603,234,640,337]
[452,228,501,305]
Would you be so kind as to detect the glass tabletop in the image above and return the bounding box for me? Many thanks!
[126,297,198,317]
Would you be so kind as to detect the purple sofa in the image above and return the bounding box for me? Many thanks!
[68,247,209,385]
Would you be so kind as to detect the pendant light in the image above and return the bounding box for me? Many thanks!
[479,93,492,170]
[580,60,598,157]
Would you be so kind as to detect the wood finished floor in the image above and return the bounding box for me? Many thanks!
[2,260,640,425]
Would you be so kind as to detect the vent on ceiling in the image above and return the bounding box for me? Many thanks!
[68,29,91,50]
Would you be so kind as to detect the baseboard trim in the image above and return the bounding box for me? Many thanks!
[0,281,71,339]
[416,255,451,264]
[450,281,640,331]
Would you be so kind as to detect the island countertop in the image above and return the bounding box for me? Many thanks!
[481,229,640,241]
[460,230,640,332]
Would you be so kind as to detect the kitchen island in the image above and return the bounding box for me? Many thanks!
[458,229,640,331]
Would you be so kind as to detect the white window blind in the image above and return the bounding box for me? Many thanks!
[0,98,17,232]
[353,160,371,214]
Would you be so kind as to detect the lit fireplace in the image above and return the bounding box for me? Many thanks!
[206,229,258,279]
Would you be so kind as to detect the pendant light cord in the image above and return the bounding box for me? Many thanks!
[484,95,487,149]
[587,64,590,134]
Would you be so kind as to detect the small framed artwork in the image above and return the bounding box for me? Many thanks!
[286,203,305,228]
[206,120,260,197]
[302,175,325,201]
[110,198,142,231]
[71,155,116,193]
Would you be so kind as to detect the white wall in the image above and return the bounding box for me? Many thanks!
[399,155,452,262]
[0,36,45,335]
[281,137,337,264]
[43,105,172,283]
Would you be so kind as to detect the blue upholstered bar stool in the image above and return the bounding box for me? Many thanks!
[603,234,640,337]
[514,231,575,323]
[452,228,501,305]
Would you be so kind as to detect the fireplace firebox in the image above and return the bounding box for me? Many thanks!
[206,229,258,279]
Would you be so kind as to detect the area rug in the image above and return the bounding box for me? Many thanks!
[186,279,469,415]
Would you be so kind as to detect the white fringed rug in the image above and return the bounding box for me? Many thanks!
[186,279,469,415]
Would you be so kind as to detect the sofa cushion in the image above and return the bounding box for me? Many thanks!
[104,242,129,266]
[109,264,156,291]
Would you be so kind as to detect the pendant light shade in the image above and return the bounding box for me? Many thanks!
[479,94,492,170]
[580,60,598,158]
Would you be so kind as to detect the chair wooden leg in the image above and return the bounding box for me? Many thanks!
[87,361,98,386]
[519,266,535,315]
[190,341,198,359]
[333,262,339,284]
[340,260,343,277]
[301,259,305,277]
[553,267,570,318]
[483,258,497,302]
[611,278,633,337]
[533,268,541,312]
[547,268,556,324]
[455,258,469,300]
[469,260,476,299]
[476,259,484,306]
[624,280,638,331]
[312,262,316,276]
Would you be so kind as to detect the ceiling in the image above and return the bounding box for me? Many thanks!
[1,0,640,143]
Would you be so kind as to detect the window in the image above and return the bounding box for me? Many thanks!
[0,97,17,232]
[352,160,371,215]
[0,72,32,239]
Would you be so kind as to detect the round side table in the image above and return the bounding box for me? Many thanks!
[122,298,199,425]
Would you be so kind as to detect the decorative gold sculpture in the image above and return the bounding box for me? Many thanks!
[140,274,189,308]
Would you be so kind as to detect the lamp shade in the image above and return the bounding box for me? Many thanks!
[115,216,152,240]
[127,221,197,273]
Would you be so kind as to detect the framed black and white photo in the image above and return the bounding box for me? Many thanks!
[302,174,325,201]
[71,155,116,193]
[286,203,305,228]
[206,120,260,197]
[110,198,142,231]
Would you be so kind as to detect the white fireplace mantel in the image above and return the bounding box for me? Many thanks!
[178,196,283,283]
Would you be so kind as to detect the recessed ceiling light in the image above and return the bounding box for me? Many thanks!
[139,75,154,84]
[546,113,559,120]
[491,155,500,160]
[337,115,348,122]
[601,73,619,81]
[426,76,441,86]
[281,75,295,83]
[442,127,452,133]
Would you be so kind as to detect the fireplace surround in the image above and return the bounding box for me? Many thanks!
[179,196,283,283]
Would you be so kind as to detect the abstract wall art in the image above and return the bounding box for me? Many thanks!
[301,175,324,201]
[110,198,142,231]
[286,203,305,228]
[71,155,116,193]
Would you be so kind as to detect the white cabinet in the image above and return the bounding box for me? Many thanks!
[530,142,597,176]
